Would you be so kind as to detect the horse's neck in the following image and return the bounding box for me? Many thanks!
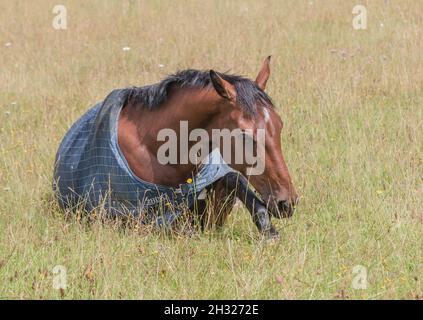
[118,88,221,187]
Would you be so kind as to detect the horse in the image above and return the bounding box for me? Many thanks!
[53,57,298,239]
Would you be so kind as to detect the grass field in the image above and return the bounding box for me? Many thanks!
[0,0,422,299]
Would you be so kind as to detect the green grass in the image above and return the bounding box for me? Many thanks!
[0,0,422,299]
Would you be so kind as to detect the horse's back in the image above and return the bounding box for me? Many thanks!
[53,103,103,210]
[53,89,131,213]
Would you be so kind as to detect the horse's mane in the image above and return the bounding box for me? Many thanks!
[124,69,272,115]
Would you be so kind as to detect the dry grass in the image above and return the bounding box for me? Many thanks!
[0,0,422,299]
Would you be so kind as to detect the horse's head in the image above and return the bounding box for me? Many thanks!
[209,57,298,218]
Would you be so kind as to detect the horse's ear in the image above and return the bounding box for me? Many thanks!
[209,70,236,101]
[255,56,271,90]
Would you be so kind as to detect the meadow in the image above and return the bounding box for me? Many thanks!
[0,0,421,299]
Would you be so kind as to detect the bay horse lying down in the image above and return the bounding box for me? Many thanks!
[53,57,298,239]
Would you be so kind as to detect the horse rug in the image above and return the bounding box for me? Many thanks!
[53,89,234,225]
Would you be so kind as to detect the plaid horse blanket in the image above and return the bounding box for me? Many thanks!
[53,89,233,225]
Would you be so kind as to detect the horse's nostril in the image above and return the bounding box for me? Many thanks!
[277,200,290,212]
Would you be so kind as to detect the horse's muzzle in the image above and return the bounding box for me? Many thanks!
[278,200,294,217]
[270,198,298,219]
